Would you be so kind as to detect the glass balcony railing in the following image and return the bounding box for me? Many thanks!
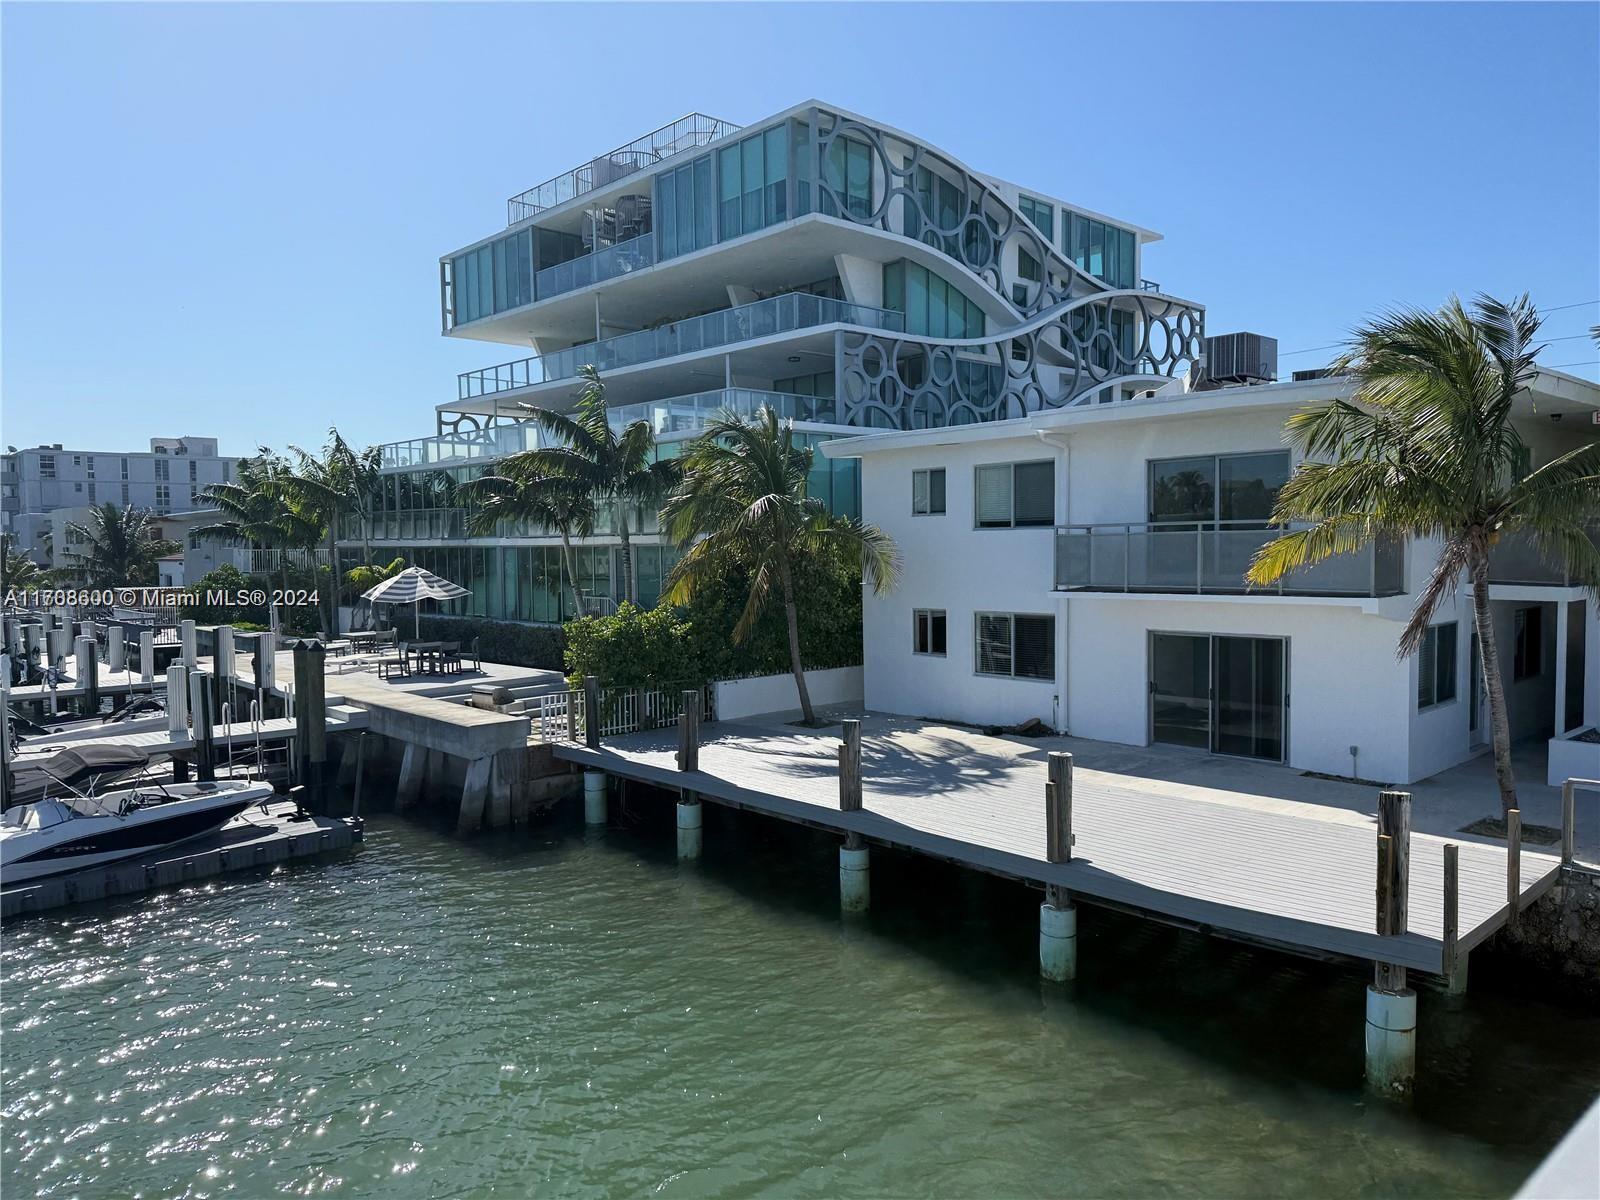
[458,293,904,401]
[507,113,741,223]
[534,232,656,303]
[347,503,659,543]
[608,387,838,433]
[378,424,545,471]
[1487,526,1600,586]
[1054,522,1405,597]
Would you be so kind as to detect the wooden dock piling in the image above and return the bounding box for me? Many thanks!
[292,641,328,813]
[1441,843,1460,986]
[1507,807,1522,928]
[1374,789,1411,993]
[1046,751,1073,865]
[583,675,600,750]
[677,689,700,772]
[839,719,862,813]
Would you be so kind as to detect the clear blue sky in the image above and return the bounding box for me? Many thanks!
[3,2,1596,458]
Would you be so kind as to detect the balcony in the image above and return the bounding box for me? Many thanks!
[1054,522,1405,598]
[533,232,656,304]
[507,113,741,224]
[458,293,905,401]
[347,504,658,543]
[379,424,544,472]
[1488,526,1600,586]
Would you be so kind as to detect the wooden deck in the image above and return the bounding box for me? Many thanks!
[555,715,1563,974]
[10,710,368,763]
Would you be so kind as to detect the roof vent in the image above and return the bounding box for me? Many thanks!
[1203,332,1278,386]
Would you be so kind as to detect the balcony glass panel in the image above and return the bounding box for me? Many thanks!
[532,232,657,301]
[1487,527,1598,586]
[1054,523,1403,597]
[458,293,904,400]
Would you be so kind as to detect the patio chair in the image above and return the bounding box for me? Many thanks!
[377,642,412,680]
[376,628,398,647]
[467,637,481,672]
[439,641,462,674]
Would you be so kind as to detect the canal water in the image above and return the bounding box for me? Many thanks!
[4,800,1597,1198]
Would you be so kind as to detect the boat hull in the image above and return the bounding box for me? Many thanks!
[1,790,266,884]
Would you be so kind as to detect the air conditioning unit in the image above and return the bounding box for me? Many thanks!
[1292,367,1337,383]
[1204,332,1278,386]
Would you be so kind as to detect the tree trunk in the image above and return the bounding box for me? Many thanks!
[560,529,583,621]
[1470,550,1517,816]
[778,555,815,725]
[616,501,635,607]
[325,521,340,639]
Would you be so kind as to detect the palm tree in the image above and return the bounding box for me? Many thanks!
[277,430,382,636]
[1,532,41,593]
[1247,294,1600,814]
[506,366,677,605]
[196,453,323,592]
[465,464,596,618]
[661,408,900,725]
[62,503,180,586]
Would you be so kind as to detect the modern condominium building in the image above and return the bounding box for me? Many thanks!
[1,436,238,564]
[353,99,1598,786]
[352,101,1206,621]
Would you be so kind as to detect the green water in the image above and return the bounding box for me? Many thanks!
[4,801,1597,1198]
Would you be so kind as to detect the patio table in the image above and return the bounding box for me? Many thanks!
[408,640,447,674]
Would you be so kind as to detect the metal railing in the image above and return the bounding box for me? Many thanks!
[228,548,331,575]
[1487,527,1600,586]
[534,232,656,302]
[507,113,741,223]
[379,424,544,471]
[1053,521,1406,597]
[350,502,658,541]
[533,682,715,743]
[607,387,836,433]
[458,293,905,401]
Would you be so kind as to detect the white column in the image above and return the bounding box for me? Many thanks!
[1553,599,1569,736]
[107,626,126,672]
[74,636,94,686]
[1040,900,1078,982]
[179,619,197,667]
[139,629,154,683]
[215,624,235,681]
[47,626,70,666]
[839,844,870,913]
[1364,986,1417,1094]
[583,769,607,825]
[166,664,189,735]
[676,798,703,860]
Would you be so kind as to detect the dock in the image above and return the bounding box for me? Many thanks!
[0,800,363,919]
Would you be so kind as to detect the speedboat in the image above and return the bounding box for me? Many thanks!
[1,779,273,884]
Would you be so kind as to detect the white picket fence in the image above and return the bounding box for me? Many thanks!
[532,683,713,743]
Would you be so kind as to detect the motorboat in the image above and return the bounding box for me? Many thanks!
[5,745,159,809]
[1,778,272,884]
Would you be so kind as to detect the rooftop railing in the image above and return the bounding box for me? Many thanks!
[378,424,544,471]
[458,293,905,401]
[1054,521,1405,597]
[507,113,741,224]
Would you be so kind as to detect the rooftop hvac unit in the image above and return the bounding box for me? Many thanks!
[1292,367,1337,382]
[1204,332,1278,386]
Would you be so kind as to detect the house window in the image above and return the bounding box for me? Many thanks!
[1148,451,1291,529]
[120,457,129,479]
[86,456,95,478]
[121,482,130,504]
[154,458,169,482]
[154,484,171,511]
[1513,607,1543,680]
[87,482,96,503]
[912,468,946,515]
[74,481,83,493]
[1417,622,1458,709]
[975,461,1053,528]
[914,609,947,656]
[189,460,198,481]
[976,613,1055,680]
[72,455,81,467]
[38,455,55,479]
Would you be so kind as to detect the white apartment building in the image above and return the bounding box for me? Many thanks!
[1,436,238,564]
[821,370,1600,786]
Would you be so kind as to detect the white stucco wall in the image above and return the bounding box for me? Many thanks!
[715,666,864,721]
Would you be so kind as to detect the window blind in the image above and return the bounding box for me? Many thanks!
[1012,462,1054,526]
[975,466,1012,527]
[1013,616,1055,680]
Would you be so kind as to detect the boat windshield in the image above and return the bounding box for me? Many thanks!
[0,800,71,830]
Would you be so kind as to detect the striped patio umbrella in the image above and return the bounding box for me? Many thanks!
[361,566,470,639]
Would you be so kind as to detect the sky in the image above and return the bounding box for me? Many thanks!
[2,2,1597,458]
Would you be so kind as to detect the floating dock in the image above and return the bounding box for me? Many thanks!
[1,801,363,920]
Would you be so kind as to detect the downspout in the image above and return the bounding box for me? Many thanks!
[1037,429,1071,734]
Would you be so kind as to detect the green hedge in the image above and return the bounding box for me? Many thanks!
[563,556,862,688]
[415,615,566,671]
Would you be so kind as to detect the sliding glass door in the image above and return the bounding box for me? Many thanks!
[1150,633,1287,762]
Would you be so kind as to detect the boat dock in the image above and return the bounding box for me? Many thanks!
[551,704,1580,1093]
[0,800,363,920]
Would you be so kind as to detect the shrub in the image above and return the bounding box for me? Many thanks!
[415,614,566,671]
[564,553,863,687]
[180,565,266,626]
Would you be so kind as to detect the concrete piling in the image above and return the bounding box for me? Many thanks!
[676,794,703,860]
[139,629,154,683]
[1039,897,1078,982]
[1364,986,1417,1094]
[583,769,607,825]
[107,625,125,672]
[839,839,870,913]
[179,619,197,667]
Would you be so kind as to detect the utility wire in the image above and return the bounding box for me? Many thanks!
[1278,300,1600,359]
